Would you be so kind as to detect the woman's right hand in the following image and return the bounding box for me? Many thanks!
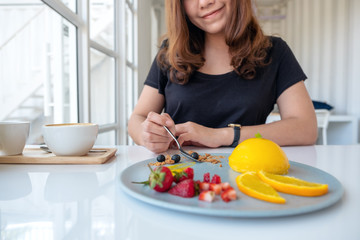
[140,112,176,153]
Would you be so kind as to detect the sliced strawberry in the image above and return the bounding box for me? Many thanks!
[211,174,221,184]
[203,172,210,183]
[209,183,222,195]
[199,190,215,202]
[221,188,237,202]
[199,182,210,191]
[173,167,194,183]
[169,179,196,198]
[221,182,231,191]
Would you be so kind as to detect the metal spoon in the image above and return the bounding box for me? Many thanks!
[163,126,201,163]
[40,146,107,153]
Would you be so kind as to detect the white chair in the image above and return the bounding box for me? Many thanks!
[266,109,331,145]
[315,109,331,145]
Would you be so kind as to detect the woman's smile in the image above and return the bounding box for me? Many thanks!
[183,0,230,35]
[202,5,225,19]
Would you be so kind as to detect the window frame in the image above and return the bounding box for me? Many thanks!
[41,0,137,145]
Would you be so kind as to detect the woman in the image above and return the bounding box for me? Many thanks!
[128,0,317,153]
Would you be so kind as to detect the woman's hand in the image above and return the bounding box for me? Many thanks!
[128,86,175,153]
[175,122,233,148]
[140,112,176,153]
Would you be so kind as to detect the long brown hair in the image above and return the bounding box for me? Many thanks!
[157,0,271,84]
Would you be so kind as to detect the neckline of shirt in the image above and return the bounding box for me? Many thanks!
[193,70,237,80]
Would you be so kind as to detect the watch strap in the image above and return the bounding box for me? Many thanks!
[228,124,241,147]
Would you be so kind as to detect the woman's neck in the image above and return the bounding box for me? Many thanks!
[205,32,228,51]
[198,33,233,75]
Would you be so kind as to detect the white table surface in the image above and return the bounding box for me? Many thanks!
[0,145,359,240]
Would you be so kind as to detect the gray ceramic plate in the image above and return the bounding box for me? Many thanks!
[119,153,343,218]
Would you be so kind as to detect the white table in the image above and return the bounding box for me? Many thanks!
[0,145,359,240]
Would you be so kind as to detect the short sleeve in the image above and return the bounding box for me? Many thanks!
[274,38,307,99]
[144,56,168,95]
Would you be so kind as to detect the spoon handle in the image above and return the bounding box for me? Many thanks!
[163,126,181,149]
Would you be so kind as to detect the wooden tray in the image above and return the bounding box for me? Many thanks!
[0,148,117,164]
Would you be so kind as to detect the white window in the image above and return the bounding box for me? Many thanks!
[0,0,137,145]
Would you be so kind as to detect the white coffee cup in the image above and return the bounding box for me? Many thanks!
[0,122,30,156]
[42,123,98,156]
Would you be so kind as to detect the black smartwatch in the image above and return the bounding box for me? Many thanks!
[228,124,242,147]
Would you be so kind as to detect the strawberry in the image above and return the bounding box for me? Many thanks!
[132,164,173,192]
[184,167,194,179]
[168,179,198,198]
[199,182,210,191]
[221,182,231,191]
[203,172,210,183]
[173,167,194,183]
[199,191,215,202]
[211,174,221,184]
[209,183,222,195]
[221,188,237,202]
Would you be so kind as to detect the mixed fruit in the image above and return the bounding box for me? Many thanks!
[231,134,329,204]
[133,164,237,203]
[133,135,329,205]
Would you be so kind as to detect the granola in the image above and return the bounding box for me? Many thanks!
[149,154,175,166]
[150,152,225,166]
[188,151,224,164]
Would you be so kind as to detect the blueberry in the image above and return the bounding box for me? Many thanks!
[191,152,199,159]
[156,154,165,162]
[171,154,181,163]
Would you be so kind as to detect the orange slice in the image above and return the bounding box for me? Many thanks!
[258,170,328,197]
[236,172,286,204]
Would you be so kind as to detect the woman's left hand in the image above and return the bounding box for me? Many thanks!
[175,122,232,148]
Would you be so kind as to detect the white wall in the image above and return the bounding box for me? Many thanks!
[261,0,360,143]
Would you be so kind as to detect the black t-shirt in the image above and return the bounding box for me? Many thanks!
[144,37,307,128]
